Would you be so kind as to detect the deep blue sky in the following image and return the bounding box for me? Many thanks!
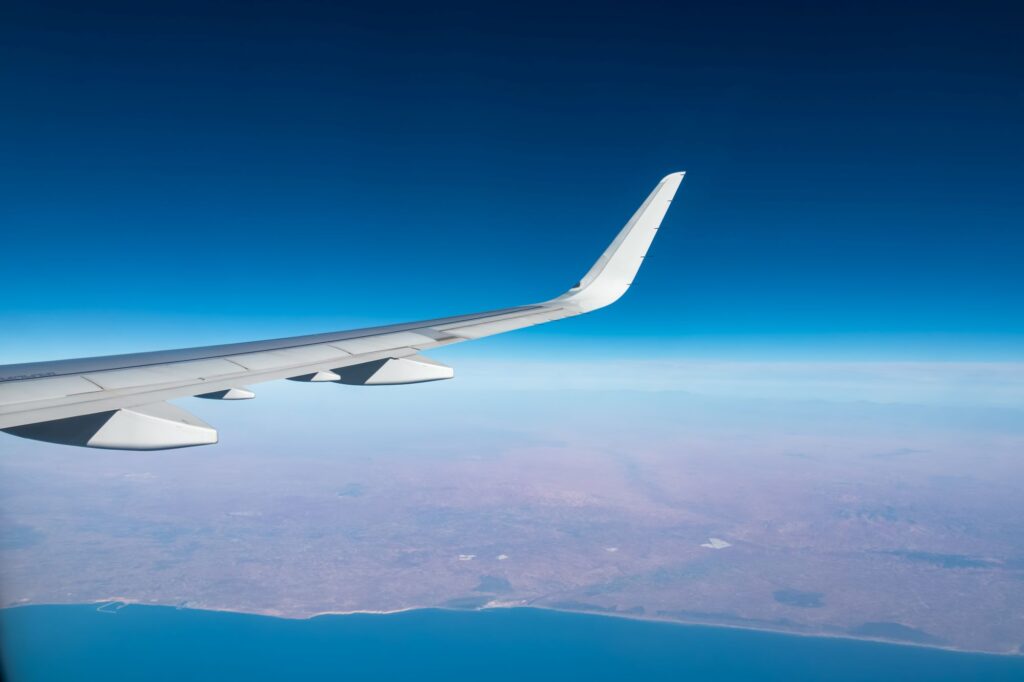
[2,1,1022,362]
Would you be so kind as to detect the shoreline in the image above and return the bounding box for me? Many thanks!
[2,598,1020,658]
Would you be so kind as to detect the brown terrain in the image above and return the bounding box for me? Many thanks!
[1,384,1022,654]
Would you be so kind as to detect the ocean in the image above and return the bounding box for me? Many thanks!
[1,605,1022,681]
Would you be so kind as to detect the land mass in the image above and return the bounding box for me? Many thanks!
[2,390,1023,655]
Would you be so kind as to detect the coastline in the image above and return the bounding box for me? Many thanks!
[2,598,1020,658]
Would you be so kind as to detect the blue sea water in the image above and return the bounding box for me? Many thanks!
[1,605,1022,681]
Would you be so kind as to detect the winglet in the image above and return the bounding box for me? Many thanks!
[552,171,684,312]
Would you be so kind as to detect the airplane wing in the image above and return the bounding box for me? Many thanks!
[0,172,685,450]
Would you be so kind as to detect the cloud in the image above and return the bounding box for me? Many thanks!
[446,359,1024,407]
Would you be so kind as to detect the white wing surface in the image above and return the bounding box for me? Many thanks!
[0,172,685,449]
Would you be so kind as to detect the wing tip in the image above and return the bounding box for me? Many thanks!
[548,170,685,313]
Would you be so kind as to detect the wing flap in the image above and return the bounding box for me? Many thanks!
[441,316,541,340]
[329,331,438,355]
[438,306,575,340]
[0,375,102,406]
[82,358,244,390]
[226,344,350,371]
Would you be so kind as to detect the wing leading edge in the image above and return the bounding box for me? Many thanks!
[0,172,685,449]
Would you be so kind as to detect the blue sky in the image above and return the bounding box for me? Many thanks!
[2,1,1022,363]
